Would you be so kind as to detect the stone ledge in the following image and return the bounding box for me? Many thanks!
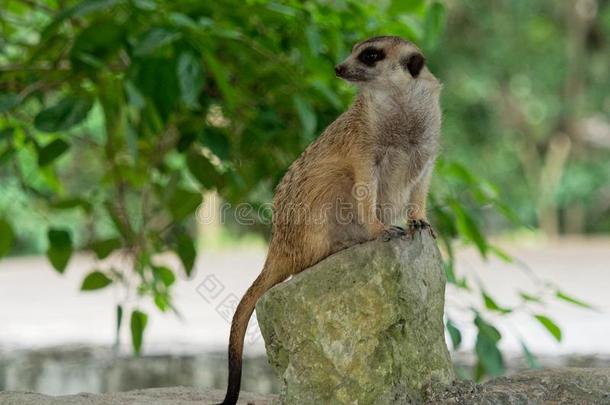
[425,368,610,404]
[0,387,276,405]
[2,368,608,404]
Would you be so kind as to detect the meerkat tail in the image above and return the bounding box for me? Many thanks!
[219,266,286,405]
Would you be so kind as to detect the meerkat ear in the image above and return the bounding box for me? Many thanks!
[401,53,425,78]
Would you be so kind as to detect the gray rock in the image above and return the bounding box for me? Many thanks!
[425,368,610,404]
[256,232,454,404]
[0,387,276,405]
[1,369,608,405]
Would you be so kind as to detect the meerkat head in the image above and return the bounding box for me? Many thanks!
[335,36,438,91]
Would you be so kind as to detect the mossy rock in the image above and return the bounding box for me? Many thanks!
[256,232,454,404]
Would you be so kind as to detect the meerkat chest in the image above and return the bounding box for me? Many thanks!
[374,145,433,220]
[377,146,409,190]
[372,108,438,187]
[376,145,423,180]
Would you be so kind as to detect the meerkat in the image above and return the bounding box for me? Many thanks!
[218,36,441,405]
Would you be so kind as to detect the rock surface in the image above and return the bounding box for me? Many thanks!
[0,368,610,405]
[256,232,454,404]
[1,369,608,404]
[425,368,610,404]
[0,387,276,405]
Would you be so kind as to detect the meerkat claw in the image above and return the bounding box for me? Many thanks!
[407,219,436,239]
[381,225,407,241]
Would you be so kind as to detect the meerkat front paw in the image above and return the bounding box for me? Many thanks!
[407,219,436,239]
[380,225,408,241]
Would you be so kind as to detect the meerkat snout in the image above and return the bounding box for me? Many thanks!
[334,64,347,77]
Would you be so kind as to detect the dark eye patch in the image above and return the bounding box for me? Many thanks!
[357,47,385,66]
[400,53,425,77]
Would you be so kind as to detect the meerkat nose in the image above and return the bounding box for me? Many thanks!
[335,64,346,77]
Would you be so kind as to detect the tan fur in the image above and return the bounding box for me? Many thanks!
[219,36,442,405]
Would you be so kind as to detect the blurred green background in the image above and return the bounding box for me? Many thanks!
[0,0,609,385]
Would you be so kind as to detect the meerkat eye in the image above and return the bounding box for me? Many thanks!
[357,47,385,66]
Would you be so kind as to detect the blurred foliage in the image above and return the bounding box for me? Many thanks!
[0,0,602,378]
[434,0,610,235]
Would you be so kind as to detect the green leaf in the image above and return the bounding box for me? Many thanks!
[34,96,93,132]
[105,201,135,242]
[475,334,504,377]
[50,198,92,212]
[475,314,502,342]
[131,57,180,121]
[42,0,125,37]
[388,0,424,15]
[169,12,198,30]
[176,234,196,277]
[454,365,471,381]
[534,314,562,342]
[177,130,197,152]
[132,0,155,10]
[482,292,512,314]
[305,25,322,55]
[47,228,73,273]
[520,341,540,369]
[70,20,125,69]
[474,315,504,377]
[81,270,113,290]
[0,145,15,165]
[153,266,176,287]
[203,53,236,109]
[37,139,70,166]
[0,218,15,258]
[442,161,477,184]
[177,52,204,109]
[0,127,14,142]
[130,309,148,355]
[0,93,20,113]
[474,361,485,381]
[69,0,124,17]
[200,128,230,161]
[451,201,488,257]
[293,96,317,139]
[519,291,542,303]
[556,291,593,309]
[89,237,122,259]
[495,200,528,227]
[489,245,513,263]
[312,81,342,110]
[443,261,456,284]
[154,291,170,312]
[187,151,223,189]
[266,2,297,17]
[432,205,457,238]
[134,28,181,56]
[125,80,145,109]
[423,2,446,50]
[116,304,123,343]
[446,319,462,350]
[167,188,201,221]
